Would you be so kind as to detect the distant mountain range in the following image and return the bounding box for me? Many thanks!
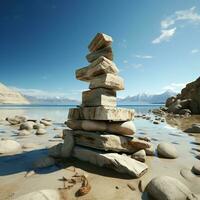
[24,95,79,105]
[0,82,177,105]
[117,90,177,105]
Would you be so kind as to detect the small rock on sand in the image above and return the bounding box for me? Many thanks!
[131,149,146,162]
[146,176,197,200]
[40,119,52,126]
[33,123,45,129]
[35,128,47,135]
[19,121,35,130]
[0,139,21,154]
[157,142,178,159]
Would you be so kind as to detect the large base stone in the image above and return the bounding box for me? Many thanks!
[63,129,150,153]
[66,120,136,135]
[89,73,124,91]
[86,46,113,63]
[82,88,116,107]
[76,56,118,82]
[88,33,113,52]
[68,106,134,121]
[73,146,148,178]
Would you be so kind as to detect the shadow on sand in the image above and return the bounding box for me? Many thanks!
[0,148,135,180]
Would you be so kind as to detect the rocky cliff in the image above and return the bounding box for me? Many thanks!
[165,77,200,114]
[0,83,29,104]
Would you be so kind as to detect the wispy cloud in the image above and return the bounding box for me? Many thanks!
[135,54,153,59]
[191,48,199,54]
[118,39,127,48]
[125,63,143,69]
[161,7,200,29]
[153,7,200,44]
[152,28,176,44]
[163,83,186,93]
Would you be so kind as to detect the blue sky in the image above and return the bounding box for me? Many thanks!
[0,0,200,99]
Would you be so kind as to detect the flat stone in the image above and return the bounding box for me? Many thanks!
[76,56,118,82]
[68,106,134,121]
[82,88,116,107]
[86,46,113,63]
[66,130,151,153]
[88,33,113,52]
[89,74,124,91]
[73,146,148,178]
[66,120,136,135]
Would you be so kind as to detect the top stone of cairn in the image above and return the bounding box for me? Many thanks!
[88,33,113,52]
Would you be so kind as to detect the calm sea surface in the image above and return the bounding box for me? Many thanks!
[0,104,162,123]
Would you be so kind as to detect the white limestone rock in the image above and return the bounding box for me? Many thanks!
[68,129,150,153]
[89,73,124,91]
[73,146,148,178]
[76,56,118,81]
[68,106,134,121]
[82,88,116,107]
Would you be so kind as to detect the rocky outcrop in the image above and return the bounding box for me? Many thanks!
[165,77,200,114]
[0,82,29,104]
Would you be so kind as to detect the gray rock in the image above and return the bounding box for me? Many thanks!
[76,56,118,81]
[131,150,146,162]
[184,124,200,133]
[89,73,124,91]
[146,176,197,200]
[6,115,26,125]
[88,32,113,52]
[33,123,45,129]
[15,189,61,200]
[19,121,35,130]
[192,163,200,175]
[73,146,148,178]
[48,143,63,158]
[86,45,113,63]
[0,139,21,154]
[157,142,178,159]
[61,129,74,157]
[178,109,191,115]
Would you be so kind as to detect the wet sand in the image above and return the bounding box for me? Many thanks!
[0,106,200,200]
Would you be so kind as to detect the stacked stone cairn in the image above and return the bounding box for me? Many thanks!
[64,33,152,178]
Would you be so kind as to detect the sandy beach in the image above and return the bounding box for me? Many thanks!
[0,105,199,200]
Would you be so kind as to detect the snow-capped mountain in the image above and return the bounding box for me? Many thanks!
[118,90,177,105]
